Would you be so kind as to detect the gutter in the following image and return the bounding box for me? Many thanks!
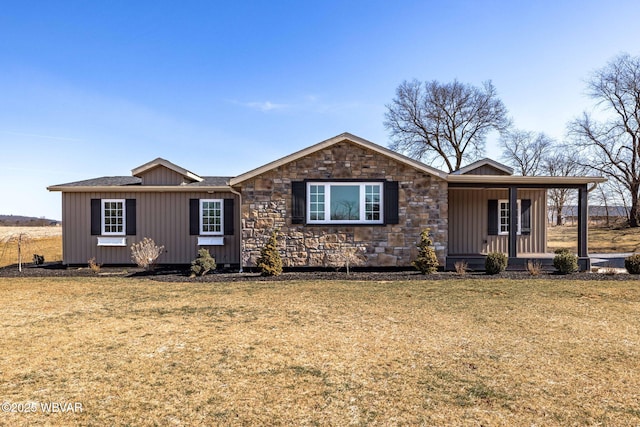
[228,187,244,273]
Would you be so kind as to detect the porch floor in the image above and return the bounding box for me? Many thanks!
[446,253,592,272]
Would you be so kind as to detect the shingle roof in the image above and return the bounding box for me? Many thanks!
[49,176,230,188]
[51,176,142,187]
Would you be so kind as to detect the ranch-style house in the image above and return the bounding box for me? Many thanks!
[48,133,605,271]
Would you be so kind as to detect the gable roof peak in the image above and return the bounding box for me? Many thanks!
[452,158,514,175]
[230,132,447,185]
[131,157,204,182]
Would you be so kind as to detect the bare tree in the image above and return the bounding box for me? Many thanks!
[543,151,583,226]
[568,53,640,227]
[590,179,632,227]
[500,129,554,176]
[385,79,510,172]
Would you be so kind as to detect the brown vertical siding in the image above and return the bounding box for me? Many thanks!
[463,165,510,175]
[61,191,240,265]
[448,188,546,255]
[140,167,188,185]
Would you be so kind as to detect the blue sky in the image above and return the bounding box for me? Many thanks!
[2,0,639,220]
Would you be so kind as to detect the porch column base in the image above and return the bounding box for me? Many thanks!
[578,257,591,272]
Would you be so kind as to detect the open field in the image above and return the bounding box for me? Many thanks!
[1,277,639,425]
[0,227,62,268]
[548,224,640,253]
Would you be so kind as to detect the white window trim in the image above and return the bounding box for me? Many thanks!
[97,236,127,246]
[498,199,521,235]
[306,182,384,225]
[200,199,224,236]
[101,199,126,236]
[197,236,224,246]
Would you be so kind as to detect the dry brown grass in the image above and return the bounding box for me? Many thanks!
[548,224,640,253]
[0,227,62,268]
[1,277,640,425]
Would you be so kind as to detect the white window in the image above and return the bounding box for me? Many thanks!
[102,199,125,236]
[306,182,383,224]
[200,199,223,235]
[498,199,521,235]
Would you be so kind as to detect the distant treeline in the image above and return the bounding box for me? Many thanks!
[0,215,60,226]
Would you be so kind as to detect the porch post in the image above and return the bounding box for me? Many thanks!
[509,186,517,258]
[577,184,588,258]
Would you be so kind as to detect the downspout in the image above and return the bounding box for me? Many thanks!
[228,187,243,272]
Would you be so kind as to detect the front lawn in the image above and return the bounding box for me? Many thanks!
[1,278,639,425]
[548,224,640,253]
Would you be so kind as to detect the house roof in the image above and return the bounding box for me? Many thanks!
[447,174,607,187]
[452,158,514,175]
[47,176,231,192]
[131,157,204,182]
[229,132,449,185]
[47,132,607,193]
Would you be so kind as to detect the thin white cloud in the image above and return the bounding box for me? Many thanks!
[233,96,374,114]
[242,101,289,112]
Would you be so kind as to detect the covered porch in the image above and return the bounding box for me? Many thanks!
[446,174,606,272]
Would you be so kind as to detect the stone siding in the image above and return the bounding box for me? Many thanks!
[237,141,448,268]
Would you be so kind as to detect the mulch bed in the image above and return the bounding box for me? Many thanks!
[0,262,635,281]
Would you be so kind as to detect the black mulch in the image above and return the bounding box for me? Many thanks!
[0,262,636,282]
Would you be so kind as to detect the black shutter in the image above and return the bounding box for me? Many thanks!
[384,181,399,225]
[521,199,531,235]
[224,198,234,235]
[291,181,306,224]
[125,199,136,236]
[488,199,499,235]
[90,199,101,235]
[189,199,199,235]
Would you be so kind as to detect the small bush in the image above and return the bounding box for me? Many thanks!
[485,252,508,275]
[600,265,619,276]
[130,237,165,270]
[327,246,366,275]
[453,261,468,275]
[554,248,571,255]
[257,230,283,276]
[32,254,45,265]
[190,249,217,277]
[88,257,101,273]
[526,260,543,276]
[625,254,640,274]
[553,252,578,274]
[413,229,439,274]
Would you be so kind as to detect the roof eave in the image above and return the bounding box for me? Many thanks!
[446,175,607,185]
[47,185,232,192]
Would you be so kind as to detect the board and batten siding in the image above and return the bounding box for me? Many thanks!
[62,191,239,265]
[448,188,547,255]
[140,167,190,185]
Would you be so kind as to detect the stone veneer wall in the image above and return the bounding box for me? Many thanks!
[237,141,448,268]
